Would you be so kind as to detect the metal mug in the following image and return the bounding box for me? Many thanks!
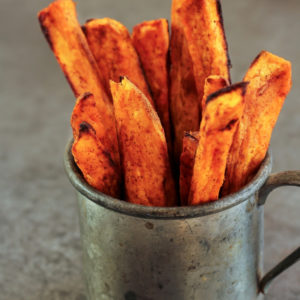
[64,139,300,300]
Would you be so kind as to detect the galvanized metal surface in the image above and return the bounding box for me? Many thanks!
[258,172,300,294]
[64,140,300,300]
[260,246,300,294]
[65,141,299,300]
[77,194,262,300]
[64,139,272,220]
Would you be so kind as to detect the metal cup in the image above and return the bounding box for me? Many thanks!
[64,139,300,300]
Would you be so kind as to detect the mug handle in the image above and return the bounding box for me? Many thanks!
[258,170,300,294]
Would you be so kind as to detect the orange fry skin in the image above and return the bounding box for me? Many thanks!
[170,0,200,162]
[83,18,153,106]
[38,0,108,102]
[71,92,105,139]
[201,75,229,112]
[70,93,120,172]
[110,77,177,207]
[179,131,199,206]
[38,0,119,168]
[132,19,172,149]
[179,76,228,205]
[72,122,121,198]
[223,51,292,195]
[71,93,122,194]
[188,82,247,205]
[177,0,231,106]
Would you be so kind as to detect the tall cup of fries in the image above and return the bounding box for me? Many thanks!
[39,0,300,298]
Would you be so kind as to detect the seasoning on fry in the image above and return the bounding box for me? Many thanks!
[180,131,199,205]
[169,0,200,162]
[189,82,247,205]
[110,77,177,207]
[83,18,153,106]
[38,0,120,170]
[223,51,292,195]
[132,19,172,149]
[72,122,121,198]
[178,0,231,98]
[201,75,229,112]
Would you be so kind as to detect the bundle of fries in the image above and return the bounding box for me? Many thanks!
[38,0,292,207]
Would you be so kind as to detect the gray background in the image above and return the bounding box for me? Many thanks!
[1,0,299,299]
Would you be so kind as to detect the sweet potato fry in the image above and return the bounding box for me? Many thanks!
[177,0,231,98]
[38,0,108,101]
[72,122,121,198]
[38,0,120,168]
[223,51,292,195]
[188,82,247,205]
[83,18,153,106]
[170,0,200,162]
[71,92,105,139]
[71,93,122,196]
[201,75,229,112]
[110,77,177,207]
[70,93,119,167]
[132,19,172,149]
[179,131,199,206]
[179,76,228,205]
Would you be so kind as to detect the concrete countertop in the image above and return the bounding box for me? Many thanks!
[0,0,299,299]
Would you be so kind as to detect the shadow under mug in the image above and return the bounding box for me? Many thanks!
[64,139,300,300]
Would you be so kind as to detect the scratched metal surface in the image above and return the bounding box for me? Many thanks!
[76,191,262,300]
[0,0,299,299]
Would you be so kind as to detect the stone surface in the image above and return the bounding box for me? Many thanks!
[0,0,299,299]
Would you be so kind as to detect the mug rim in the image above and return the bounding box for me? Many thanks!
[64,138,272,219]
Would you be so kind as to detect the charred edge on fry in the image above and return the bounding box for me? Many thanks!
[220,118,238,131]
[184,131,199,141]
[241,82,249,96]
[206,81,248,103]
[249,51,264,69]
[119,76,125,82]
[81,25,87,35]
[79,122,96,135]
[79,92,93,102]
[216,0,232,76]
[103,150,116,168]
[85,18,95,24]
[38,12,54,50]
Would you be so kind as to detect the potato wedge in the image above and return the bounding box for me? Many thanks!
[83,18,153,106]
[132,19,172,149]
[177,0,231,98]
[188,82,247,205]
[170,0,200,162]
[38,0,120,168]
[72,122,121,198]
[223,51,292,195]
[179,131,199,206]
[110,77,177,207]
[201,75,229,112]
